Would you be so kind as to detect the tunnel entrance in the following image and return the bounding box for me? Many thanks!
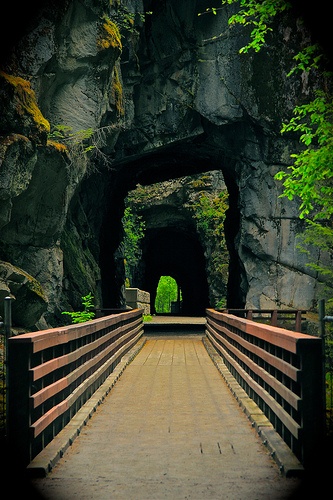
[99,136,247,314]
[155,275,182,314]
[141,227,209,316]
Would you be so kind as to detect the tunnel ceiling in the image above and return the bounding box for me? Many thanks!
[112,122,243,189]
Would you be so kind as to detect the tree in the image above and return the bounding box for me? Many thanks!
[155,276,180,313]
[62,293,95,324]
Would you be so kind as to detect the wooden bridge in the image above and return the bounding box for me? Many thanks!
[4,308,326,498]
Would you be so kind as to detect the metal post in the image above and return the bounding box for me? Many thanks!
[4,296,12,339]
[319,298,326,339]
[318,298,327,441]
[4,296,12,438]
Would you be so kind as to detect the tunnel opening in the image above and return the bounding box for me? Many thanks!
[155,275,182,314]
[141,227,210,316]
[99,136,246,314]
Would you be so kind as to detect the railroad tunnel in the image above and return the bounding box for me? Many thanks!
[141,228,209,316]
[98,138,247,315]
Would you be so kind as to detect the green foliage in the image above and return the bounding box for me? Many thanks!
[199,0,291,52]
[143,314,153,322]
[216,297,227,308]
[122,206,146,286]
[227,0,290,53]
[275,91,333,220]
[192,191,229,240]
[111,4,152,37]
[48,125,96,154]
[155,276,181,313]
[275,89,333,301]
[62,293,95,324]
[48,124,94,144]
[287,44,324,77]
[187,188,229,306]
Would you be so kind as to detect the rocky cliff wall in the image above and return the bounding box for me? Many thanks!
[0,0,330,329]
[124,171,229,312]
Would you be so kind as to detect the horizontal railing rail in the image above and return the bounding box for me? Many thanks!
[8,308,143,467]
[217,308,307,332]
[205,308,325,469]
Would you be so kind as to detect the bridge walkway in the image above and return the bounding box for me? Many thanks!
[27,323,306,499]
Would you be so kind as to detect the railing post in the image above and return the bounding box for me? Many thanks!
[295,310,302,332]
[319,299,326,339]
[318,299,327,449]
[271,310,277,326]
[3,296,12,438]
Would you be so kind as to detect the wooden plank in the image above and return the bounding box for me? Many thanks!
[8,309,142,352]
[31,326,121,381]
[206,332,301,439]
[206,309,318,354]
[207,318,299,380]
[31,400,68,438]
[64,325,142,388]
[31,378,69,408]
[31,319,141,382]
[206,323,300,410]
[31,328,143,438]
[65,330,143,408]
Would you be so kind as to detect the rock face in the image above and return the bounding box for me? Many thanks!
[0,0,330,329]
[124,171,229,315]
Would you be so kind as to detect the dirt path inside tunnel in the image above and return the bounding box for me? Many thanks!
[28,336,313,499]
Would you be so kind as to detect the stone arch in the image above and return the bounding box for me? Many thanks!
[98,138,245,313]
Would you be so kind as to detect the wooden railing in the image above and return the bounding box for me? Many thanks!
[205,308,325,469]
[218,309,307,332]
[7,309,143,468]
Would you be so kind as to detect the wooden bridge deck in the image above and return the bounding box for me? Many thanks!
[28,334,305,499]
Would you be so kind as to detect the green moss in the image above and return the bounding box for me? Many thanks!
[0,134,30,159]
[0,71,50,134]
[11,264,47,301]
[112,66,124,116]
[97,16,122,52]
[47,139,68,153]
[61,226,99,300]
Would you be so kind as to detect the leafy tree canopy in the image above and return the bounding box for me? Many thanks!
[155,276,180,313]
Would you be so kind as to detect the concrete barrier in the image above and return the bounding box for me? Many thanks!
[125,288,150,315]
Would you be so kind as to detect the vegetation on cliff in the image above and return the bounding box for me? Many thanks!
[203,1,333,300]
[97,15,122,52]
[62,293,95,324]
[121,206,146,287]
[0,70,50,138]
[206,0,333,435]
